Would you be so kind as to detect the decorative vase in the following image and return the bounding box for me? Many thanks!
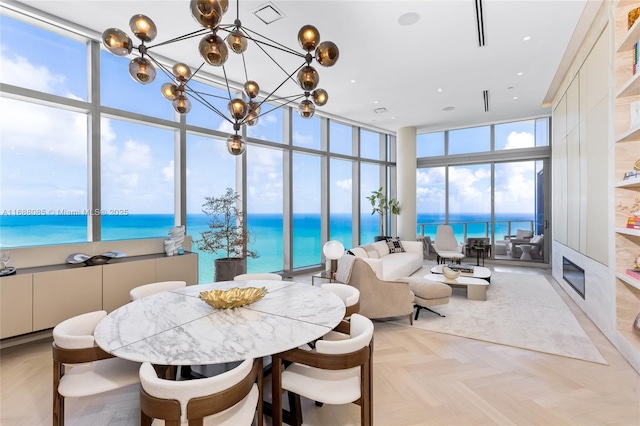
[214,257,247,282]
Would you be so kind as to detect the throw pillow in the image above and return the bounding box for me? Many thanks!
[361,244,380,259]
[346,249,356,256]
[515,229,533,240]
[385,237,405,253]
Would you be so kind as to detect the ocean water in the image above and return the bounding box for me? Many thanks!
[0,212,535,283]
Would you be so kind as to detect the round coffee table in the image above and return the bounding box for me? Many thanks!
[430,264,492,282]
[424,274,489,301]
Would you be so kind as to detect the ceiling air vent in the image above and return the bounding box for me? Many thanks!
[374,107,387,113]
[474,0,486,47]
[483,90,490,112]
[252,2,285,25]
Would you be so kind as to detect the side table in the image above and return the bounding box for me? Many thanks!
[519,244,533,260]
[311,271,335,286]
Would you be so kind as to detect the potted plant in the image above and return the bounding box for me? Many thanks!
[366,187,400,241]
[197,188,258,281]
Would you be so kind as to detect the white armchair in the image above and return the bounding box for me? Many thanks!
[433,225,465,264]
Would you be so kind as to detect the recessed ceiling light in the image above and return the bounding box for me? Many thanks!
[373,100,378,104]
[513,96,519,100]
[523,36,531,41]
[398,12,420,26]
[443,106,455,111]
[374,107,387,113]
[517,72,524,76]
[437,88,443,93]
[350,79,356,83]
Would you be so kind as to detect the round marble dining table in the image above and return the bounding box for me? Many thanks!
[94,280,346,366]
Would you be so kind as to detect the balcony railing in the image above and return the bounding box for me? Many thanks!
[417,220,535,243]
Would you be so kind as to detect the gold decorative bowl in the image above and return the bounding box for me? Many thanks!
[199,287,267,309]
[442,266,461,280]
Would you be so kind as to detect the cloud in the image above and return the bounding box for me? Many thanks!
[505,131,534,149]
[0,50,66,93]
[336,178,352,190]
[293,131,314,147]
[162,160,175,182]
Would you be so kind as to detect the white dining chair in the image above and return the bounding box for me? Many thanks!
[321,283,360,319]
[139,358,263,426]
[271,313,374,426]
[234,273,282,281]
[52,310,140,426]
[129,280,186,301]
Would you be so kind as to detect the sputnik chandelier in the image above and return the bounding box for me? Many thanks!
[101,0,339,155]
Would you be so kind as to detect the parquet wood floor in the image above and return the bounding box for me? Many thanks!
[1,262,639,425]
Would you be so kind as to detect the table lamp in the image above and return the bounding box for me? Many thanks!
[323,240,345,276]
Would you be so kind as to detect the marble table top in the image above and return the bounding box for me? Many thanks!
[94,280,345,365]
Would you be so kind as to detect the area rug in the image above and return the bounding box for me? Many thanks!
[390,270,607,364]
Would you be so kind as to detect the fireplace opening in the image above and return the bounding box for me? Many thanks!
[562,257,585,299]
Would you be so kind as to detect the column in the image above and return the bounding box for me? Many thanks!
[396,126,417,241]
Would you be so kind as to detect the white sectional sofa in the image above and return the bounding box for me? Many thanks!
[347,240,423,280]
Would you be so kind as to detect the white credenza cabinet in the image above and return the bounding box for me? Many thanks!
[0,252,198,339]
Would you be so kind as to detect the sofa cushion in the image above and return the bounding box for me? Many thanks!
[350,247,368,258]
[372,241,390,258]
[529,235,543,244]
[361,244,380,259]
[515,229,533,240]
[380,252,423,281]
[385,237,405,254]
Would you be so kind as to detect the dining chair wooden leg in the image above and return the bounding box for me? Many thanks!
[53,360,64,426]
[272,356,283,426]
[289,392,303,426]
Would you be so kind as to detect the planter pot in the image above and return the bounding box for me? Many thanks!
[214,257,247,282]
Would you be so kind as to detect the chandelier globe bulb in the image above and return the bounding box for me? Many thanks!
[102,28,133,56]
[190,0,224,28]
[129,14,157,42]
[161,83,179,100]
[172,95,192,114]
[129,57,156,84]
[298,99,315,118]
[312,88,328,106]
[297,65,319,91]
[172,63,192,81]
[199,34,229,66]
[226,134,246,155]
[315,41,339,67]
[298,25,320,52]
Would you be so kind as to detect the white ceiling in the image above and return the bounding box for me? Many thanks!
[10,0,591,134]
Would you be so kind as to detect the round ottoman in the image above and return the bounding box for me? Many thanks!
[406,278,452,320]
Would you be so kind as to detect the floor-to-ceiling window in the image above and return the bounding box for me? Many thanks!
[330,158,353,247]
[448,163,492,239]
[0,9,397,279]
[186,134,236,283]
[100,119,175,240]
[292,153,321,269]
[417,118,550,263]
[246,145,284,273]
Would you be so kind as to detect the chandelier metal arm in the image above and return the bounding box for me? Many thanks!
[147,28,211,49]
[184,85,235,124]
[240,94,306,125]
[238,26,305,58]
[257,62,306,107]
